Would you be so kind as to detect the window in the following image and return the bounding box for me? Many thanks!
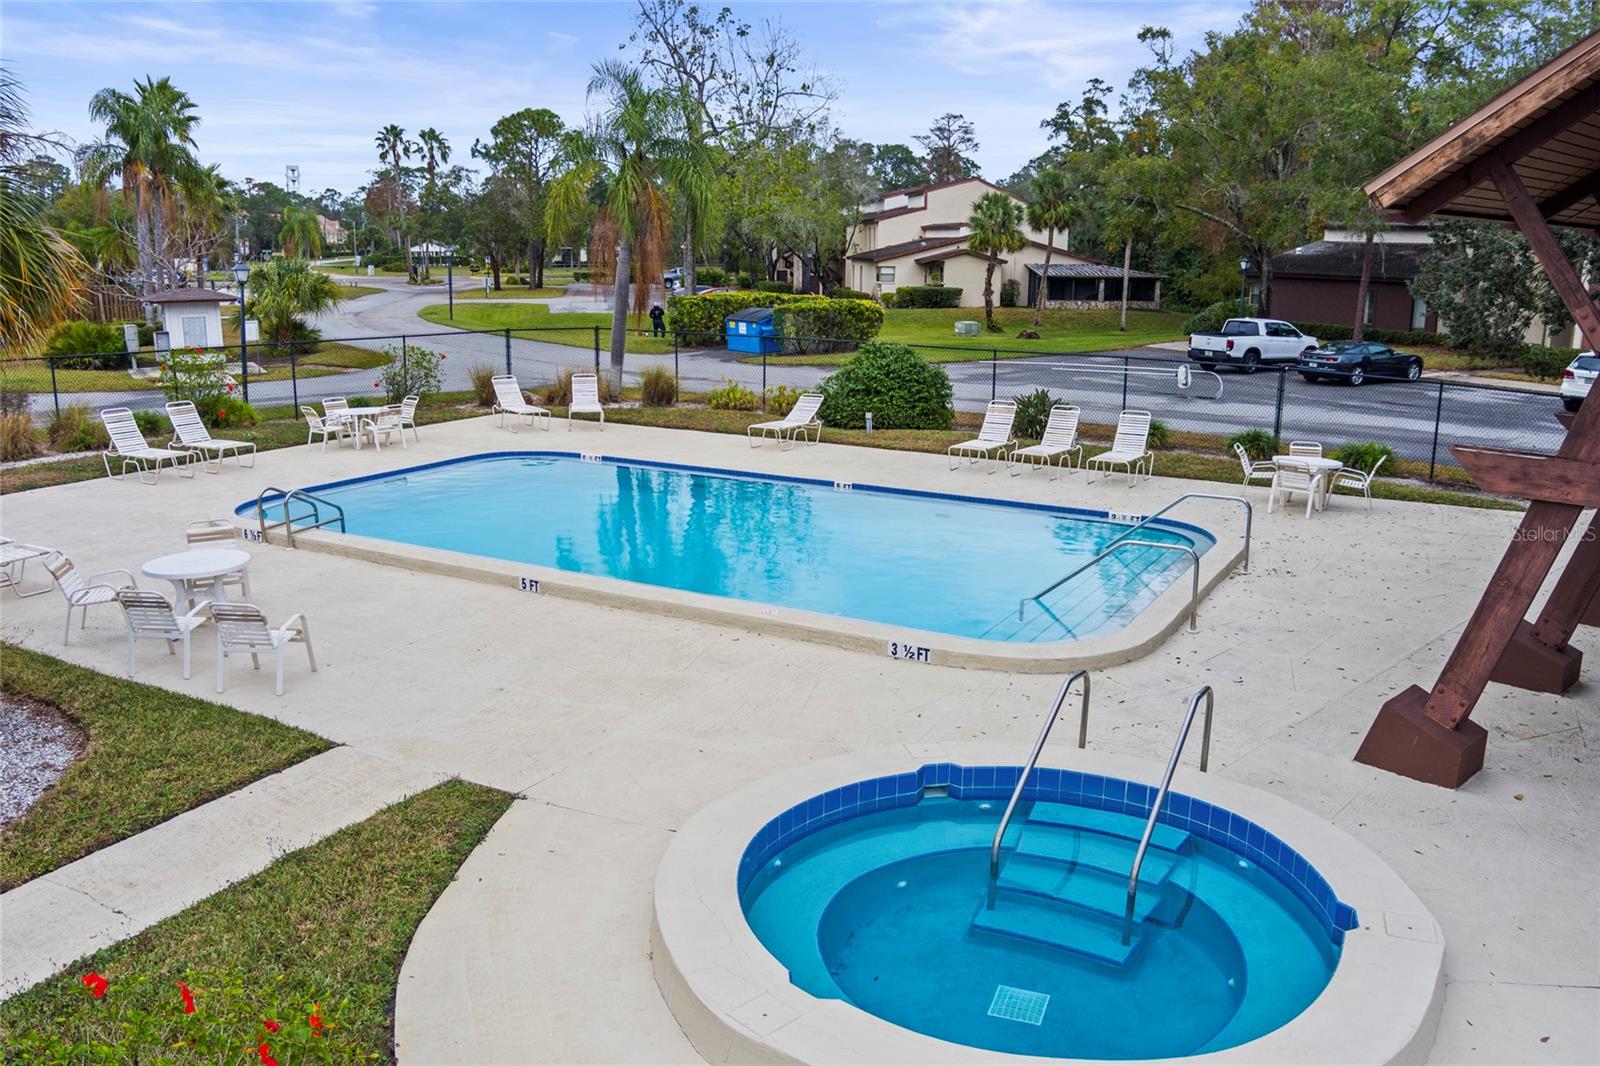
[1362,291,1374,326]
[1411,296,1428,330]
[181,315,209,347]
[877,266,896,284]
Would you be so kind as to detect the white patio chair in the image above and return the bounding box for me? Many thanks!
[748,393,823,449]
[100,407,195,484]
[568,372,605,430]
[166,401,256,472]
[116,588,209,680]
[1085,410,1155,485]
[948,400,1017,472]
[491,375,551,431]
[1331,455,1386,507]
[209,602,318,696]
[44,551,138,644]
[322,397,352,424]
[1233,442,1277,489]
[185,519,252,599]
[388,394,420,443]
[302,406,350,451]
[1269,458,1323,517]
[1,538,54,598]
[364,404,410,450]
[1010,405,1083,479]
[1288,441,1323,457]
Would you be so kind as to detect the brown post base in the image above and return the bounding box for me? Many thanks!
[1490,618,1583,693]
[1586,587,1600,628]
[1355,686,1488,788]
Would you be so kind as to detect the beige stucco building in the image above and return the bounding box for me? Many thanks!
[841,178,1161,311]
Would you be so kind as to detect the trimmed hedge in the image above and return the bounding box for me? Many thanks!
[830,286,872,301]
[1523,344,1578,380]
[666,290,883,350]
[754,280,794,294]
[1180,300,1239,336]
[1000,278,1021,308]
[1290,320,1445,347]
[887,285,962,309]
[817,342,953,429]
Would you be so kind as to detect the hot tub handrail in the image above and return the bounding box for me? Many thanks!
[1122,685,1214,945]
[987,669,1091,900]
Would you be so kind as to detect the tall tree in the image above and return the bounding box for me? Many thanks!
[240,257,344,349]
[1026,168,1075,326]
[967,191,1026,332]
[374,124,414,275]
[278,204,322,259]
[915,113,978,184]
[473,108,565,288]
[869,143,928,192]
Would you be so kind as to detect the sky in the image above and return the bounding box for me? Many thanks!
[4,0,1249,195]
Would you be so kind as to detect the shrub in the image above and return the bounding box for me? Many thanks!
[817,342,953,430]
[42,321,128,370]
[1522,344,1576,381]
[693,266,727,286]
[1226,428,1280,461]
[48,403,109,452]
[640,365,677,407]
[541,369,614,407]
[1011,388,1061,439]
[0,410,40,462]
[467,361,499,407]
[1148,419,1174,450]
[207,397,259,430]
[1289,321,1445,347]
[132,410,169,438]
[158,348,234,413]
[764,384,802,417]
[708,378,761,411]
[773,297,884,353]
[1331,440,1398,475]
[755,280,793,294]
[376,343,444,403]
[736,273,752,288]
[999,278,1021,308]
[572,269,591,282]
[888,285,962,309]
[1181,300,1239,336]
[830,286,872,301]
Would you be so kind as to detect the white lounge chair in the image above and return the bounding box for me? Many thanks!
[210,602,317,696]
[302,406,351,451]
[1331,455,1386,507]
[100,407,194,484]
[748,393,823,449]
[166,401,256,472]
[1085,410,1155,485]
[45,551,138,644]
[1269,458,1323,517]
[1010,405,1083,479]
[491,375,551,431]
[948,400,1017,472]
[568,372,605,430]
[185,519,252,599]
[1288,441,1323,458]
[1233,442,1276,489]
[116,588,209,680]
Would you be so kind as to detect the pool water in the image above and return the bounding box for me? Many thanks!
[254,453,1212,642]
[742,786,1348,1060]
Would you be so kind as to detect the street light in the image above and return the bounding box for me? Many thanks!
[232,260,251,403]
[1238,257,1250,316]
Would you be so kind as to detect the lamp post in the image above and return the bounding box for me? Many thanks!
[446,248,454,320]
[233,260,251,403]
[1238,258,1250,316]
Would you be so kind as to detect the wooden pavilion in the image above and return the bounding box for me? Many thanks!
[1358,33,1600,787]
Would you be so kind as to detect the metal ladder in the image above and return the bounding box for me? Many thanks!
[1122,685,1214,944]
[255,485,346,549]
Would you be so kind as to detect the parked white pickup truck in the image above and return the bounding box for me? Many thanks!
[1188,318,1319,370]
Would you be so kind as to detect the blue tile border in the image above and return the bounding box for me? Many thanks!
[737,761,1359,946]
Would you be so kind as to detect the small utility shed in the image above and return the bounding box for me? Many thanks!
[146,289,237,349]
[1356,31,1600,787]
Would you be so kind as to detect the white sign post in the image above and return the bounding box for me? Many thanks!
[243,319,260,343]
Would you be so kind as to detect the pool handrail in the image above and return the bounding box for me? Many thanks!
[1122,685,1214,945]
[255,485,346,549]
[986,669,1091,904]
[1021,539,1202,633]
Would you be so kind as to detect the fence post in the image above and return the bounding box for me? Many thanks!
[48,358,60,417]
[1272,367,1287,441]
[504,328,512,375]
[1121,354,1130,410]
[592,325,601,374]
[1428,381,1446,481]
[762,350,768,410]
[291,345,300,416]
[673,332,680,397]
[991,350,998,401]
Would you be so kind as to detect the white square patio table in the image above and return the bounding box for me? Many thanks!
[141,548,252,608]
[1275,455,1344,510]
[330,407,396,450]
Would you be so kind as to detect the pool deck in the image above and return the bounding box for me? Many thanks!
[0,415,1595,1064]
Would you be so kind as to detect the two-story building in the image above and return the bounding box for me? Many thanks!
[841,177,1162,311]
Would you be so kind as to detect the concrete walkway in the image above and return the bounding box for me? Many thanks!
[0,419,1594,1063]
[0,746,442,998]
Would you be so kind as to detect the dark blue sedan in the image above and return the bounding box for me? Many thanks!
[1297,341,1423,386]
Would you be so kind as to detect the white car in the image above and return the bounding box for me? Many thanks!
[1562,351,1597,411]
[1188,318,1319,370]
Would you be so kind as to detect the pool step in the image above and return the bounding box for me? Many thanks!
[971,893,1142,967]
[995,855,1167,923]
[1014,824,1181,885]
[1026,802,1191,852]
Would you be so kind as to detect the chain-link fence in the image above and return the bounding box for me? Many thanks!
[2,326,1569,485]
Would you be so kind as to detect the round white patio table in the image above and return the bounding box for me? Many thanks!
[141,548,251,607]
[1275,455,1344,509]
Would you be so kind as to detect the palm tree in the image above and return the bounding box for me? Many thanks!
[82,76,200,300]
[547,61,716,372]
[967,191,1027,332]
[416,128,450,185]
[278,204,322,259]
[174,162,236,272]
[1026,168,1076,327]
[240,257,344,349]
[375,124,413,274]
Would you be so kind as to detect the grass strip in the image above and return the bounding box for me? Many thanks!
[0,644,331,890]
[0,780,513,1063]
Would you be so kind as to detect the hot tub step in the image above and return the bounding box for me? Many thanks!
[1015,825,1181,885]
[971,894,1142,967]
[1026,802,1191,852]
[996,856,1166,922]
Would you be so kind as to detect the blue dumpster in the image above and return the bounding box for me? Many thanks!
[726,307,779,354]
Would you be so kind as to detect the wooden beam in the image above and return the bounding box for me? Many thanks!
[1531,511,1600,647]
[1539,165,1600,218]
[1449,447,1600,504]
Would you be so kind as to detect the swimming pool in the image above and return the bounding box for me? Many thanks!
[243,452,1213,644]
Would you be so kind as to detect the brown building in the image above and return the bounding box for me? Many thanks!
[1253,233,1437,333]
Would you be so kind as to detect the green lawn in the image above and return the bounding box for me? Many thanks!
[453,285,565,301]
[330,283,384,299]
[417,301,676,353]
[0,780,512,1064]
[0,645,331,890]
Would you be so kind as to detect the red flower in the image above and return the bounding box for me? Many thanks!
[176,980,195,1014]
[373,381,381,388]
[225,383,235,394]
[258,1042,279,1066]
[81,972,108,998]
[439,353,447,359]
[218,409,227,420]
[262,1019,280,1033]
[308,1009,325,1036]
